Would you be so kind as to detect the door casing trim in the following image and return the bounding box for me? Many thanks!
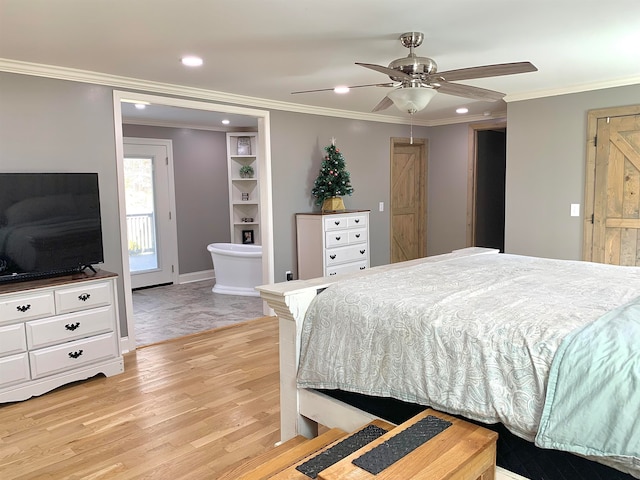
[466,120,507,247]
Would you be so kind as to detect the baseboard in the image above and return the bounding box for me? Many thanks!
[178,269,215,284]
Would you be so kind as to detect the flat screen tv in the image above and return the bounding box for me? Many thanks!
[0,173,104,283]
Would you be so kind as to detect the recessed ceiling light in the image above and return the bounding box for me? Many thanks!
[181,56,203,67]
[134,103,147,110]
[222,119,230,125]
[456,107,469,114]
[334,86,350,94]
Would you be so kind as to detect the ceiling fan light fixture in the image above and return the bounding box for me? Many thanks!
[387,86,436,114]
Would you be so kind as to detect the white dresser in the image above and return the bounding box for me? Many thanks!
[296,210,370,280]
[0,271,124,403]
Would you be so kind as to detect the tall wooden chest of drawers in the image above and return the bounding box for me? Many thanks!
[296,210,370,280]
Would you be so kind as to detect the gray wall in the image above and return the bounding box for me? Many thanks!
[0,72,128,329]
[269,111,421,278]
[505,83,640,260]
[426,122,470,256]
[122,124,229,273]
[2,69,639,336]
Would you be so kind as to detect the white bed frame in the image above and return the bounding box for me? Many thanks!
[257,247,527,480]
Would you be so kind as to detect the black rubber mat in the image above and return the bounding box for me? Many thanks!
[295,424,388,479]
[352,415,452,475]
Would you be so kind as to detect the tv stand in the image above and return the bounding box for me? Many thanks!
[0,271,124,403]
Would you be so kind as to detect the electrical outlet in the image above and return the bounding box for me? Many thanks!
[286,270,293,281]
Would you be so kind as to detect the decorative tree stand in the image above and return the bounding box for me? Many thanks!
[321,196,345,212]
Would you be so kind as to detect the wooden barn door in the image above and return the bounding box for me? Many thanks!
[585,106,640,265]
[390,138,427,263]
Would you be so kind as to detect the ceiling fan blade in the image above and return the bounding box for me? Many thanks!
[371,96,394,112]
[291,83,393,94]
[436,82,505,101]
[433,62,537,82]
[356,62,413,81]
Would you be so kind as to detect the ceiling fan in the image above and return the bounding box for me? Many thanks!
[292,32,537,114]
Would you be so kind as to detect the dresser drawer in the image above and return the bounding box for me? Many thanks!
[347,214,367,228]
[26,305,115,350]
[348,228,367,244]
[325,244,368,266]
[327,261,368,277]
[0,353,30,388]
[0,292,55,325]
[323,215,350,231]
[325,229,349,248]
[29,332,118,379]
[0,323,27,356]
[55,281,112,314]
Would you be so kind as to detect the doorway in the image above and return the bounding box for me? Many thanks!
[390,137,427,262]
[113,91,274,352]
[123,138,178,289]
[467,121,507,252]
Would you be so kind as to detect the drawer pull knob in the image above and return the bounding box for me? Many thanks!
[78,293,91,302]
[360,266,366,270]
[16,304,31,313]
[65,322,81,331]
[355,234,361,238]
[355,219,360,223]
[68,350,84,359]
[335,236,341,241]
[329,272,337,276]
[334,221,340,225]
[360,249,366,254]
[330,254,336,260]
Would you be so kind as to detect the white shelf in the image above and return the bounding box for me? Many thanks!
[227,132,260,245]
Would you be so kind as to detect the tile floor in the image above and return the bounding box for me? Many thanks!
[132,279,265,346]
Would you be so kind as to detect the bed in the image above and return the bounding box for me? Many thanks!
[257,248,640,480]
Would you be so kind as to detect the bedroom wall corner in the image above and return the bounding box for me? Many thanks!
[504,83,640,260]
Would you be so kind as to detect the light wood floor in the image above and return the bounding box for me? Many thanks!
[0,316,280,480]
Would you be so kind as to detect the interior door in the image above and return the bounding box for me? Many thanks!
[123,139,178,288]
[588,112,640,265]
[390,138,427,263]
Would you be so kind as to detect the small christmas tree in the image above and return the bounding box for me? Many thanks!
[311,139,354,208]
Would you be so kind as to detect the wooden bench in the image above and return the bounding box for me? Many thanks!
[221,409,498,480]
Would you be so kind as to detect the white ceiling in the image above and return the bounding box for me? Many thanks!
[1,0,639,126]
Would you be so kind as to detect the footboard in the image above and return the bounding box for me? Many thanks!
[256,247,499,443]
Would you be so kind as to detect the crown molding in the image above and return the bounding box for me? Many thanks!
[505,75,640,102]
[0,58,433,127]
[428,111,507,127]
[3,58,638,127]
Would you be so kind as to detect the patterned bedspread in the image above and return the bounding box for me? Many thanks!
[297,254,640,451]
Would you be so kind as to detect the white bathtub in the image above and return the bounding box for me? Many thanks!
[206,243,262,297]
